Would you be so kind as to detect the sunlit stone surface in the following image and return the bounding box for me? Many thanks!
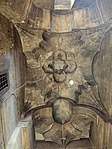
[54,0,75,10]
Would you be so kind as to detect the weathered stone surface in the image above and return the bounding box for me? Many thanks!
[93,28,112,115]
[0,108,4,149]
[6,116,33,149]
[1,0,112,149]
[0,14,26,148]
[51,10,74,32]
[54,0,74,10]
[52,100,73,124]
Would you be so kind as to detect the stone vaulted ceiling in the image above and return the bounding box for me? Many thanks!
[1,0,112,148]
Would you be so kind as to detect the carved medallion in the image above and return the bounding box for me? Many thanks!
[43,50,77,83]
[52,99,73,124]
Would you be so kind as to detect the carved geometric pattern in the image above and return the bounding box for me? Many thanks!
[43,50,77,83]
[24,26,112,146]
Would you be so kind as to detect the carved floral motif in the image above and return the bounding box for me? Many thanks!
[43,50,77,83]
[24,27,112,146]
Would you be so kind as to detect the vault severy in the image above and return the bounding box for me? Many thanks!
[0,0,112,148]
[24,25,112,147]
